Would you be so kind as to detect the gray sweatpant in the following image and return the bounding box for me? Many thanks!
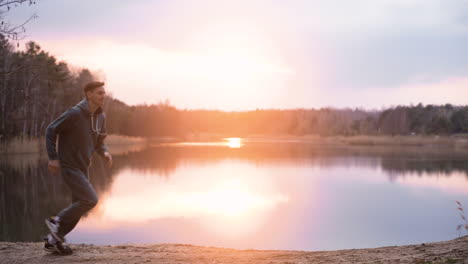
[57,166,98,237]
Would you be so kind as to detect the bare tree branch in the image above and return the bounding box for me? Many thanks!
[0,0,37,40]
[0,0,29,8]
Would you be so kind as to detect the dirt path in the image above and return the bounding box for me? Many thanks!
[1,236,467,264]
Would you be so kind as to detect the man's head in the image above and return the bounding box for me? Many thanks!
[84,81,106,107]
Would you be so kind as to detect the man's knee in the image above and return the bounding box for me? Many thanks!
[83,195,98,209]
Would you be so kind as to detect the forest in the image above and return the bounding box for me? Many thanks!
[1,36,468,141]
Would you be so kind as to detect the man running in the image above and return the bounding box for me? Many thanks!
[44,81,112,255]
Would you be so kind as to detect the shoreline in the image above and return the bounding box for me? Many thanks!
[1,235,467,264]
[2,134,468,155]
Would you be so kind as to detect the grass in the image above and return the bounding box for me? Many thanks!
[0,136,42,154]
[244,134,468,148]
[0,134,147,154]
[456,201,468,237]
[104,134,146,145]
[104,134,148,155]
[338,135,468,147]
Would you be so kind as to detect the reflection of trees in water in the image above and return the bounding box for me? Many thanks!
[0,158,69,242]
[0,155,113,242]
[114,144,468,180]
[2,143,468,242]
[383,159,468,181]
[88,155,114,197]
[116,144,384,174]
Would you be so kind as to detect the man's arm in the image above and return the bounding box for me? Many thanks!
[95,114,112,168]
[95,135,109,157]
[45,109,75,169]
[96,135,112,168]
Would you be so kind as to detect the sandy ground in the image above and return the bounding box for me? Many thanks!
[1,236,467,264]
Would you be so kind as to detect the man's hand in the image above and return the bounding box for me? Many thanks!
[103,151,113,168]
[48,160,60,174]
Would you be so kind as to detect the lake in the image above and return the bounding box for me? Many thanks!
[1,138,468,251]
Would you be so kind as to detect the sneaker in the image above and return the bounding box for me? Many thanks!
[43,236,73,255]
[45,216,64,243]
[54,242,73,255]
[43,237,57,253]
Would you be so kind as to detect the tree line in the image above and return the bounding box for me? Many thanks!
[1,37,468,141]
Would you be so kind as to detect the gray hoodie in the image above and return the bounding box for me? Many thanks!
[46,98,108,171]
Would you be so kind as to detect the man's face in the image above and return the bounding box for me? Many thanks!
[87,87,106,107]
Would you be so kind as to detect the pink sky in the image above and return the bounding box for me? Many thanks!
[10,0,468,110]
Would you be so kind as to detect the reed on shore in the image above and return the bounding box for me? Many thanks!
[0,135,148,155]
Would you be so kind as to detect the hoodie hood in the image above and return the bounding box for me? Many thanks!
[77,98,103,116]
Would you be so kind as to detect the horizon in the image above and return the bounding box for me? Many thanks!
[105,95,464,112]
[8,0,468,111]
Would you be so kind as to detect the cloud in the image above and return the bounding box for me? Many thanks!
[339,76,468,109]
[281,0,468,34]
[391,76,468,106]
[39,38,295,109]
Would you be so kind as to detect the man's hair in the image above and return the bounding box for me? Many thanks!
[84,81,105,95]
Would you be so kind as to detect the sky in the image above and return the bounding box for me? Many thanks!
[8,0,468,110]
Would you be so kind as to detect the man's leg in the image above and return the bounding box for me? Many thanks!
[56,166,98,238]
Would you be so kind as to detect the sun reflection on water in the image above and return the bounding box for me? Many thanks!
[224,137,243,148]
[170,137,243,148]
[83,163,289,238]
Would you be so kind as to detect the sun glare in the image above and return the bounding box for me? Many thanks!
[49,21,295,109]
[224,137,243,148]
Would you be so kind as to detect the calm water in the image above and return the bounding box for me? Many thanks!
[1,139,468,251]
